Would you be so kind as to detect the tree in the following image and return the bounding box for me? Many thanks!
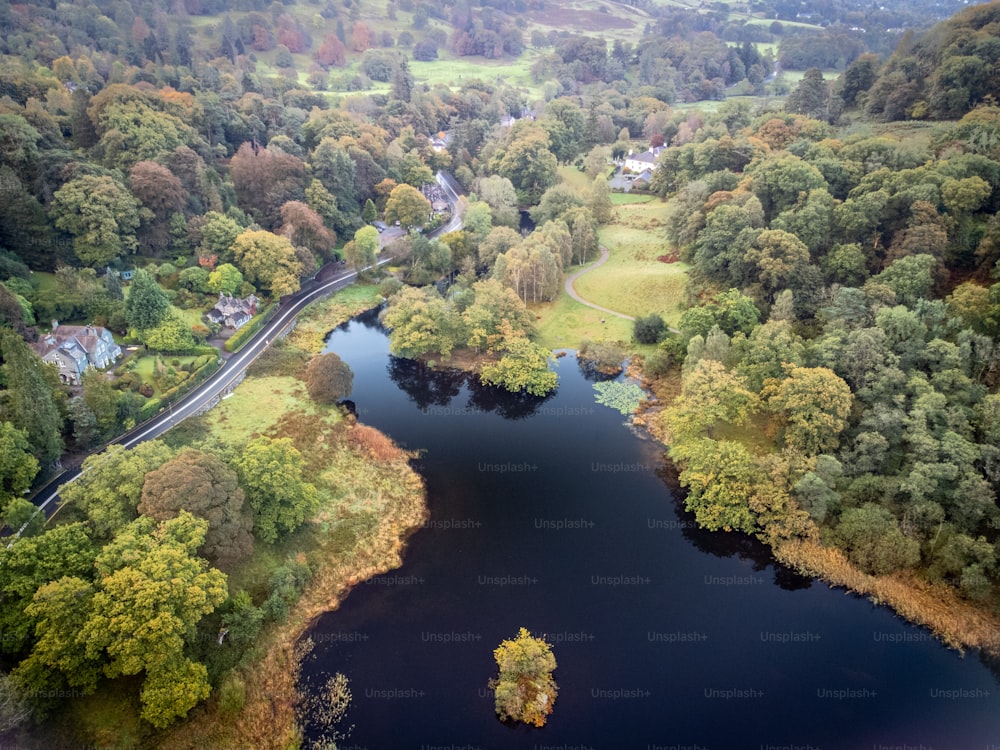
[493,241,562,304]
[490,125,559,205]
[50,175,143,267]
[129,161,185,250]
[833,503,920,575]
[870,253,938,306]
[479,226,522,270]
[0,330,63,467]
[58,441,174,540]
[785,68,830,121]
[199,211,243,262]
[663,359,758,442]
[234,437,319,544]
[124,269,170,331]
[279,201,336,260]
[382,286,464,359]
[0,422,38,513]
[230,143,308,230]
[671,437,761,534]
[529,185,583,226]
[384,184,431,230]
[744,228,811,302]
[480,328,558,396]
[463,279,536,353]
[231,230,303,298]
[207,263,244,296]
[305,353,354,404]
[589,175,613,225]
[763,366,853,455]
[344,226,380,275]
[633,314,666,344]
[477,175,520,228]
[138,449,253,567]
[81,512,227,727]
[362,198,378,225]
[489,628,557,727]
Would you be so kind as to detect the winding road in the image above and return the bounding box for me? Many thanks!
[564,246,635,321]
[20,171,469,535]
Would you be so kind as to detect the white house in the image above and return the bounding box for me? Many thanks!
[33,323,123,385]
[624,146,665,174]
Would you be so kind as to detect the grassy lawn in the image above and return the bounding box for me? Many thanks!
[610,192,654,205]
[564,200,690,325]
[557,165,596,193]
[131,354,201,395]
[532,293,633,350]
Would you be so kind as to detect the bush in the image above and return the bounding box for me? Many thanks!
[640,349,672,379]
[633,313,667,344]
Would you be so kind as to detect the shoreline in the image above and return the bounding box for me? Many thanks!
[630,354,1000,658]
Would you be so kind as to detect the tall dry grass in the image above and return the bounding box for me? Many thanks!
[777,539,1000,655]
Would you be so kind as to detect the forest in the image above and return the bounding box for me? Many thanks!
[5,0,1000,745]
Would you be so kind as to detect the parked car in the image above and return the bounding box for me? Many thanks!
[373,220,388,233]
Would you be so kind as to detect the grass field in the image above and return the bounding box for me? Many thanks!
[568,200,689,325]
[532,293,634,350]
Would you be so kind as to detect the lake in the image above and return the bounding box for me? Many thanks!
[300,307,1000,749]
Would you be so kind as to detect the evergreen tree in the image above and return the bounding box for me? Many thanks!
[0,330,64,467]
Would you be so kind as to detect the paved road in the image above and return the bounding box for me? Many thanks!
[564,246,636,321]
[24,258,391,529]
[22,169,468,533]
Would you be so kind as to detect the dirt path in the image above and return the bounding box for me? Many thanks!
[564,246,635,321]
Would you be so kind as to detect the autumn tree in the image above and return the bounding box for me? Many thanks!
[278,201,336,260]
[463,279,536,353]
[381,286,464,359]
[384,184,431,230]
[231,230,303,298]
[138,449,254,567]
[490,628,558,727]
[762,366,853,455]
[51,175,143,267]
[230,143,309,230]
[304,352,354,404]
[129,161,186,252]
[234,437,319,544]
[480,327,558,396]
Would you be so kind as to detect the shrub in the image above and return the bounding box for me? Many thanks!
[633,313,667,344]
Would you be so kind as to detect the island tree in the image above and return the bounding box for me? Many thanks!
[489,628,558,727]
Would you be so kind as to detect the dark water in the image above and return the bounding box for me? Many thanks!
[301,308,1000,749]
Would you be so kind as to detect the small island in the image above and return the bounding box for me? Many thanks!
[489,628,558,727]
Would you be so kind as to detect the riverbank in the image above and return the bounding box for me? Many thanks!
[631,354,1000,658]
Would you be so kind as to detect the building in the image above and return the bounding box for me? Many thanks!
[206,293,259,330]
[623,146,665,174]
[33,323,123,385]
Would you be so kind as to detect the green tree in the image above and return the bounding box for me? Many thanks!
[477,175,520,228]
[141,314,197,352]
[138,449,253,568]
[762,366,853,455]
[81,512,227,727]
[362,198,378,225]
[833,503,920,575]
[50,175,143,267]
[58,441,174,540]
[633,314,666,345]
[490,628,557,727]
[234,437,320,544]
[479,328,558,396]
[870,253,938,306]
[199,211,243,263]
[785,68,830,121]
[478,227,523,270]
[529,185,583,226]
[663,359,759,442]
[344,226,380,274]
[384,184,431,230]
[81,369,119,439]
[589,175,613,225]
[304,353,354,404]
[206,263,244,296]
[231,230,303,298]
[124,269,170,331]
[490,124,559,205]
[0,330,64,467]
[462,279,536,353]
[0,422,39,513]
[382,286,464,359]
